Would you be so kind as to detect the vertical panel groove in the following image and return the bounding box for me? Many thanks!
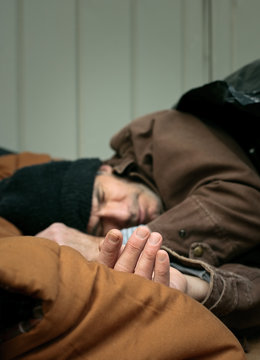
[230,0,237,70]
[75,0,80,157]
[181,0,185,94]
[17,0,24,150]
[130,0,137,120]
[202,0,210,82]
[208,0,213,81]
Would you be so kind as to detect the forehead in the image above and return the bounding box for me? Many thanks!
[95,173,132,190]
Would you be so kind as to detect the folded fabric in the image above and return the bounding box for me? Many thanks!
[0,236,245,360]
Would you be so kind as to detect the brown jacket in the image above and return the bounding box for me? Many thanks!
[106,109,260,331]
[0,222,245,359]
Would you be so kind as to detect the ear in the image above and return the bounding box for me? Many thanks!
[99,164,113,174]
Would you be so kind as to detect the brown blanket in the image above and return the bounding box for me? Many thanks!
[0,151,245,359]
[0,233,245,359]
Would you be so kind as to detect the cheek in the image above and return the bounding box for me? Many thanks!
[113,181,132,199]
[142,191,161,214]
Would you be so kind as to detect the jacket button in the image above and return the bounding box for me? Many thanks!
[193,245,204,257]
[178,229,187,238]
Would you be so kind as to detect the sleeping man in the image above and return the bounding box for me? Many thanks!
[1,61,260,358]
[1,104,260,338]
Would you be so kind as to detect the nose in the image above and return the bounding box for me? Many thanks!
[98,201,132,229]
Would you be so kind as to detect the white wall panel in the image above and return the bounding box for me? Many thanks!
[232,0,260,69]
[0,0,259,159]
[20,0,78,159]
[78,0,132,159]
[180,0,206,90]
[211,0,260,79]
[132,0,208,117]
[0,0,19,150]
[133,0,182,116]
[211,0,234,79]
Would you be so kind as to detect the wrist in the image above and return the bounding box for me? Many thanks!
[185,275,209,302]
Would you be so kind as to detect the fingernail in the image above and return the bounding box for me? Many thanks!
[157,250,167,261]
[148,233,161,245]
[108,231,120,244]
[136,226,149,239]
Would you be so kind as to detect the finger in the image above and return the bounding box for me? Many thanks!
[119,244,125,256]
[153,250,170,286]
[114,226,150,273]
[97,229,122,268]
[169,266,187,292]
[99,239,104,251]
[134,232,162,280]
[35,229,49,237]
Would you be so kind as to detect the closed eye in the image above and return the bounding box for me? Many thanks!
[97,185,105,208]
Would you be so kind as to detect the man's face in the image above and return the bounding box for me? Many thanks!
[87,167,163,236]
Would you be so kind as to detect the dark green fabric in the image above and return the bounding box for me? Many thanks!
[0,158,102,235]
[0,147,16,157]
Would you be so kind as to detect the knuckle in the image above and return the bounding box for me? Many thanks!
[114,263,132,273]
[127,235,147,253]
[143,247,157,261]
[156,267,168,277]
[135,260,153,279]
[102,243,116,255]
[100,252,116,266]
[43,223,67,242]
[49,222,65,232]
[134,269,150,279]
[126,242,143,254]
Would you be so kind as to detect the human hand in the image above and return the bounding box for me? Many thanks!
[36,222,103,261]
[98,226,185,290]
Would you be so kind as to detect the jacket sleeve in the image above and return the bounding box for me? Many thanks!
[0,236,245,360]
[108,109,260,332]
[163,247,260,331]
[109,110,260,267]
[206,263,260,330]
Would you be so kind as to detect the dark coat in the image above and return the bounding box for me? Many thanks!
[107,109,260,331]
